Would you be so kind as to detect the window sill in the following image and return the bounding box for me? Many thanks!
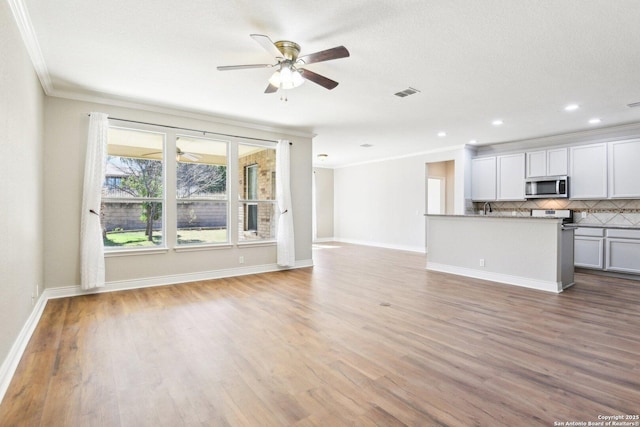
[174,243,234,253]
[104,247,169,257]
[237,240,277,248]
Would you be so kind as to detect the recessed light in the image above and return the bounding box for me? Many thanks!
[317,154,328,161]
[469,139,478,145]
[564,104,580,111]
[437,131,447,137]
[588,118,602,124]
[492,119,503,126]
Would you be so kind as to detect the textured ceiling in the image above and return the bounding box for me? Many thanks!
[17,0,640,167]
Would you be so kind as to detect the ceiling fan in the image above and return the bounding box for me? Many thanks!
[142,146,201,162]
[217,34,350,93]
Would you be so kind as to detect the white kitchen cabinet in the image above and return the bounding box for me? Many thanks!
[471,157,496,201]
[526,148,567,178]
[546,148,568,176]
[569,143,607,199]
[608,138,640,198]
[605,229,640,274]
[574,228,605,269]
[497,153,525,200]
[526,150,546,178]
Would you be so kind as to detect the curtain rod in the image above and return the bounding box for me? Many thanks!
[88,114,290,144]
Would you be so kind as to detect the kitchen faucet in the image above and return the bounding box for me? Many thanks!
[483,201,492,215]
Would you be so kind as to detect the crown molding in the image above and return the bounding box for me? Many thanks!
[7,0,53,94]
[475,121,640,156]
[333,143,468,169]
[47,88,317,140]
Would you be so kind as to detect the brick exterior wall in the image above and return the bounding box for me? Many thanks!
[238,147,276,240]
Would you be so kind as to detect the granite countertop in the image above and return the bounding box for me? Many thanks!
[564,223,640,230]
[424,214,563,220]
[424,214,640,229]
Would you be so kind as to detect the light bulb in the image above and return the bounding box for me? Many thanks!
[268,64,304,90]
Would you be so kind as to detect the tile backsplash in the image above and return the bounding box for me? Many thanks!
[472,199,640,227]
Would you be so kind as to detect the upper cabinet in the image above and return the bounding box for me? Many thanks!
[497,153,525,201]
[472,138,637,202]
[526,148,567,178]
[546,148,569,176]
[471,157,496,201]
[608,139,640,198]
[570,143,608,199]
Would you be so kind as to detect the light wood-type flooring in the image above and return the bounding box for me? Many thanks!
[1,243,639,426]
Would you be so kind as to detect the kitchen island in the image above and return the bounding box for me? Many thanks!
[426,214,574,293]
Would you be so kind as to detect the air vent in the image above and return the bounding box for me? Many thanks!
[394,87,420,97]
[360,143,374,148]
[627,101,640,108]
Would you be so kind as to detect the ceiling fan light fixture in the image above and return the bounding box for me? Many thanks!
[269,64,304,90]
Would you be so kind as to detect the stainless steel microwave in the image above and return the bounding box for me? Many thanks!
[525,176,568,199]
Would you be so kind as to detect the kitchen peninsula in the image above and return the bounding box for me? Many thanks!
[426,214,574,293]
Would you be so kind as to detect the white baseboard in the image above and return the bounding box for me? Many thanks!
[46,259,314,299]
[0,259,313,405]
[426,262,563,293]
[313,237,336,243]
[334,238,426,254]
[0,293,48,405]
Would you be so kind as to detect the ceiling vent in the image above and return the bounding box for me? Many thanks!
[394,87,420,97]
[360,143,374,148]
[627,101,640,108]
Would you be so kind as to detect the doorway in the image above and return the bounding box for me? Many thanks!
[427,177,445,214]
[425,160,455,215]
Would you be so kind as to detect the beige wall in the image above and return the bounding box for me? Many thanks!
[43,97,313,288]
[313,167,334,240]
[334,148,472,252]
[0,2,45,369]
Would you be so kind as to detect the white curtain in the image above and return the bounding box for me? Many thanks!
[276,140,295,267]
[80,112,109,289]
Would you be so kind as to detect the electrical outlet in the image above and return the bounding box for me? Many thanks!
[479,259,485,267]
[512,211,517,216]
[239,256,244,264]
[581,212,587,219]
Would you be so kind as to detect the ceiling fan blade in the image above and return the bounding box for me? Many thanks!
[264,83,279,94]
[297,46,350,65]
[143,151,163,157]
[250,34,283,59]
[217,64,273,71]
[181,152,200,162]
[299,69,339,90]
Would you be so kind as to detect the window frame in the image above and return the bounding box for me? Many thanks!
[101,121,279,255]
[237,142,278,244]
[102,125,167,254]
[175,134,230,248]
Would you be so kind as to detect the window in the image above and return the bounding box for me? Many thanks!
[238,144,277,242]
[101,122,278,252]
[245,164,258,232]
[102,127,165,248]
[176,136,228,245]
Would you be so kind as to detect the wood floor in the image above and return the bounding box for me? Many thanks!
[1,243,639,426]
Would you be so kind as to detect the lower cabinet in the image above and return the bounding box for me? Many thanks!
[574,228,604,269]
[575,227,640,275]
[605,229,640,274]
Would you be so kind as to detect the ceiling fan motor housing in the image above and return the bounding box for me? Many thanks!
[274,40,301,61]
